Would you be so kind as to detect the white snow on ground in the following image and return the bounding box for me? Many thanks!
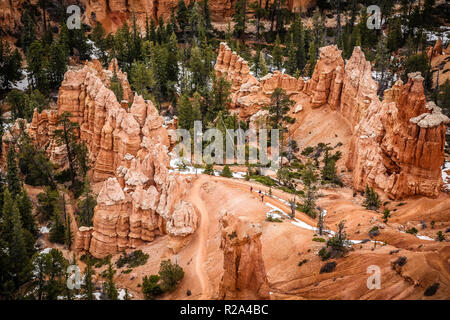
[87,39,100,60]
[169,156,246,178]
[118,288,133,300]
[40,226,50,234]
[40,248,51,254]
[93,292,101,300]
[11,70,29,91]
[416,234,434,241]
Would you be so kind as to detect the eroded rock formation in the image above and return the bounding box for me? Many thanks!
[217,44,449,199]
[10,59,197,257]
[218,211,270,300]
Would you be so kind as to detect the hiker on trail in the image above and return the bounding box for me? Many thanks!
[250,186,253,192]
[258,190,262,195]
[261,194,264,202]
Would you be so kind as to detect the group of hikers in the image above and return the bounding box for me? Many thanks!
[250,186,264,202]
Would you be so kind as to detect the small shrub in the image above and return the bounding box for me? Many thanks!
[406,227,418,235]
[142,275,163,300]
[436,231,445,242]
[424,283,440,296]
[298,259,308,266]
[266,215,283,223]
[312,237,326,242]
[158,260,185,293]
[369,226,380,238]
[116,250,149,268]
[382,209,391,223]
[318,248,331,261]
[320,261,336,273]
[220,165,233,178]
[393,256,407,267]
[203,164,215,175]
[363,185,381,211]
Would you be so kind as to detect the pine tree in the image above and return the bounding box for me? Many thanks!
[177,0,189,33]
[48,42,67,86]
[375,35,391,95]
[83,256,95,300]
[306,41,317,77]
[220,165,233,178]
[177,93,193,130]
[290,13,305,71]
[103,262,118,300]
[20,10,37,53]
[233,0,247,39]
[6,146,21,198]
[110,70,124,103]
[259,51,268,77]
[272,35,283,70]
[0,40,22,90]
[130,61,154,99]
[77,178,97,227]
[285,33,297,75]
[65,207,72,249]
[1,189,32,288]
[17,189,37,236]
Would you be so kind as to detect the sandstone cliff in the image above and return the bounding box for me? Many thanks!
[16,59,197,257]
[218,211,270,300]
[216,44,449,200]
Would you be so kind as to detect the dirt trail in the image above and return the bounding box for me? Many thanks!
[187,176,212,299]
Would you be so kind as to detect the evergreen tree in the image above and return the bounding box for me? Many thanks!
[83,256,95,300]
[290,13,306,71]
[363,185,381,211]
[220,165,233,178]
[375,35,391,95]
[17,188,37,236]
[27,40,49,93]
[1,189,33,291]
[6,146,21,198]
[110,70,124,102]
[177,0,189,33]
[130,61,154,99]
[272,35,283,70]
[233,0,247,39]
[285,33,297,75]
[77,178,97,227]
[177,93,193,130]
[259,51,268,77]
[48,42,67,86]
[206,75,231,123]
[90,22,109,65]
[201,0,212,30]
[0,40,22,90]
[103,262,118,300]
[158,260,184,292]
[306,41,317,77]
[20,10,37,53]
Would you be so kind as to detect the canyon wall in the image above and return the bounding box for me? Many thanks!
[218,211,270,300]
[0,0,317,35]
[216,43,449,199]
[23,60,197,257]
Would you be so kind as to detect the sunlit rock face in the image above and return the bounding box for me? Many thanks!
[218,211,270,300]
[20,60,198,257]
[216,44,449,200]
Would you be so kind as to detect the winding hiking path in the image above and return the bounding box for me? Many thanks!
[187,176,212,299]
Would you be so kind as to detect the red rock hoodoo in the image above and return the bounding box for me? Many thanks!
[218,211,270,300]
[215,43,449,199]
